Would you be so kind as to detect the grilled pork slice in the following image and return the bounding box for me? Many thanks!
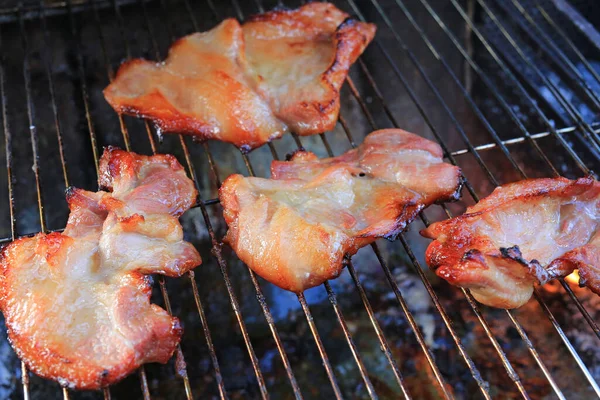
[0,148,201,390]
[220,129,461,292]
[422,177,600,309]
[103,3,376,151]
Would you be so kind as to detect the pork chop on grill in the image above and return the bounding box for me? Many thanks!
[421,177,600,309]
[103,3,376,151]
[220,129,462,292]
[0,148,201,389]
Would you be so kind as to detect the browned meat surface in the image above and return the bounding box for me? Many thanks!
[0,148,201,389]
[103,3,376,151]
[220,129,461,292]
[422,177,600,308]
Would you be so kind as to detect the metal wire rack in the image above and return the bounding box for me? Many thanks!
[0,0,599,399]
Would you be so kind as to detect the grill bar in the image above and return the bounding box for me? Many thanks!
[502,0,600,110]
[399,0,558,176]
[533,289,600,395]
[448,0,596,173]
[442,0,600,339]
[261,0,450,396]
[38,3,70,188]
[296,293,344,399]
[323,28,492,400]
[346,260,411,399]
[346,1,537,397]
[403,0,599,345]
[0,16,29,400]
[414,0,600,341]
[382,0,532,180]
[17,4,60,399]
[78,0,164,396]
[137,0,309,397]
[535,0,600,87]
[334,48,499,398]
[414,0,592,176]
[333,10,496,398]
[158,278,194,398]
[299,82,416,398]
[98,0,233,398]
[382,2,588,397]
[187,0,388,397]
[66,0,99,173]
[364,0,600,395]
[504,311,565,400]
[348,0,600,396]
[324,282,379,399]
[476,0,600,151]
[220,15,358,400]
[382,1,593,394]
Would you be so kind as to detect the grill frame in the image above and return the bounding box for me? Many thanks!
[0,0,599,399]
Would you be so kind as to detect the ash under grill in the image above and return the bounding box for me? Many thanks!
[0,0,599,399]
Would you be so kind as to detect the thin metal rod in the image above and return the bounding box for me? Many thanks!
[189,271,227,399]
[504,311,566,400]
[324,281,379,399]
[1,31,27,400]
[401,0,599,356]
[360,0,597,395]
[449,126,591,157]
[533,290,600,396]
[440,0,600,341]
[297,293,343,400]
[38,1,69,187]
[317,31,485,400]
[430,0,600,342]
[534,0,600,87]
[158,277,194,399]
[373,0,531,181]
[558,279,600,339]
[138,367,151,400]
[21,3,81,398]
[501,0,600,110]
[475,0,600,152]
[344,1,574,397]
[91,0,232,398]
[407,0,599,385]
[346,262,411,400]
[351,0,503,185]
[66,0,100,172]
[19,7,47,233]
[180,2,311,397]
[394,0,561,177]
[445,0,595,174]
[176,139,229,400]
[334,10,496,399]
[310,101,424,400]
[400,234,530,399]
[239,2,385,395]
[133,1,275,398]
[84,1,159,396]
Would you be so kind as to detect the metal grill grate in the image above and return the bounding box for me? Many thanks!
[0,0,599,399]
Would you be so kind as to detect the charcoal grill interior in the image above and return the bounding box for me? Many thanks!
[0,0,599,399]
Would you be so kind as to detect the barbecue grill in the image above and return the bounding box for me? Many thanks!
[0,0,599,398]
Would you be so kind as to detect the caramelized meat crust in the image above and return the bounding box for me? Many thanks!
[220,129,461,292]
[103,3,376,151]
[0,148,201,389]
[421,177,600,309]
